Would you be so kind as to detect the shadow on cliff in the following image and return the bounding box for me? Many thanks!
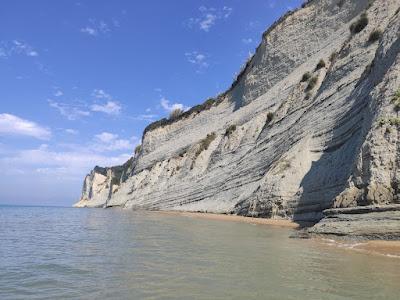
[293,35,400,223]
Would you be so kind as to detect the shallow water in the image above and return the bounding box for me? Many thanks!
[0,206,399,300]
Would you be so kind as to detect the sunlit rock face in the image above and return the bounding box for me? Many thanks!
[75,0,400,228]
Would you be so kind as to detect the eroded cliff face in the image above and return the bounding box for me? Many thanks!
[74,0,400,232]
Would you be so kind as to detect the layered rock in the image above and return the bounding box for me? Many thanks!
[75,0,400,237]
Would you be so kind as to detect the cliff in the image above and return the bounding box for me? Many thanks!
[74,0,400,239]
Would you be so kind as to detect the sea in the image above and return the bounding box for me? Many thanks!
[1,205,399,300]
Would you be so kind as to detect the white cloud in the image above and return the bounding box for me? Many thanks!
[242,38,253,44]
[48,99,90,120]
[95,132,118,143]
[54,89,63,97]
[0,144,131,178]
[131,114,158,122]
[81,27,97,36]
[80,19,119,37]
[90,101,121,115]
[188,6,233,32]
[222,6,233,19]
[0,40,39,58]
[90,89,122,115]
[0,113,51,140]
[92,89,112,99]
[160,97,190,113]
[93,132,137,152]
[65,129,78,135]
[185,51,209,72]
[199,13,217,32]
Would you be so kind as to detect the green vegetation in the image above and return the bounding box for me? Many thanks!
[306,76,318,91]
[195,132,216,158]
[391,89,400,111]
[388,117,400,126]
[301,72,311,82]
[134,144,142,155]
[377,117,386,127]
[368,29,383,43]
[329,52,337,62]
[225,124,237,137]
[377,116,400,127]
[380,116,400,127]
[316,59,326,70]
[143,95,224,135]
[266,112,275,124]
[350,13,369,34]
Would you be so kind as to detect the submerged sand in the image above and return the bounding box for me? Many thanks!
[156,211,400,258]
[157,211,299,228]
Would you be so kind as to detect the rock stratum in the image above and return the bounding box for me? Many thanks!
[74,0,400,239]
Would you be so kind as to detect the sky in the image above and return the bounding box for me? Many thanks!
[0,0,302,206]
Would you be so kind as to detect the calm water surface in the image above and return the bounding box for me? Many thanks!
[0,206,399,300]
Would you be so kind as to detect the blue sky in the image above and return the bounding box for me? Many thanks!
[0,0,302,206]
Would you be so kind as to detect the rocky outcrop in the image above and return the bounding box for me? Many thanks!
[75,0,400,238]
[308,205,400,239]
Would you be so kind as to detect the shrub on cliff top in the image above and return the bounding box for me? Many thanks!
[169,108,184,120]
[350,13,369,34]
[143,95,224,135]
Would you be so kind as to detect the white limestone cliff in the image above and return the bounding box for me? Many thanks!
[74,0,400,237]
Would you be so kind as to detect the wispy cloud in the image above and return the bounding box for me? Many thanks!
[160,97,190,113]
[53,88,63,97]
[65,128,79,135]
[0,40,39,59]
[90,89,122,115]
[0,144,131,179]
[242,38,253,44]
[48,89,122,119]
[90,101,121,115]
[131,114,159,122]
[93,132,137,152]
[92,89,112,99]
[80,27,97,36]
[80,19,119,37]
[0,113,51,140]
[187,6,233,32]
[185,51,209,73]
[48,99,90,120]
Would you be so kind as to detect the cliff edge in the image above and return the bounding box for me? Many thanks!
[74,0,400,239]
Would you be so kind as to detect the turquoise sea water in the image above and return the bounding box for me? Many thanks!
[0,206,399,300]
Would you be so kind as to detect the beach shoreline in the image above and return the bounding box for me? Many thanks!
[155,210,300,228]
[155,210,400,258]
